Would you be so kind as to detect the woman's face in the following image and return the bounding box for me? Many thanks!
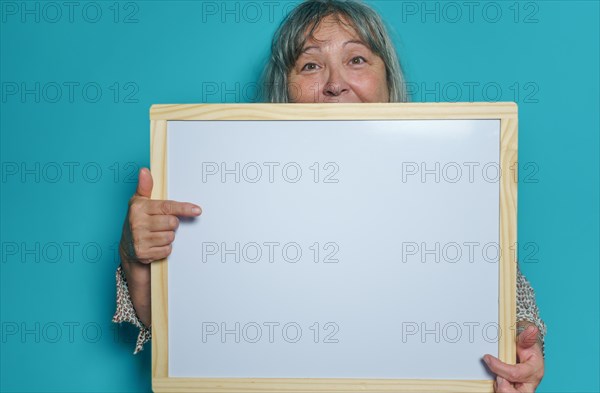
[287,15,389,103]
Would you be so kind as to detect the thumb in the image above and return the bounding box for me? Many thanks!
[135,167,153,198]
[517,325,539,350]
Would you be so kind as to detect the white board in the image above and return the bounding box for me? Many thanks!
[166,119,500,380]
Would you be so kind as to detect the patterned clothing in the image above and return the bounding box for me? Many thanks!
[113,264,546,356]
[516,265,547,355]
[112,265,151,354]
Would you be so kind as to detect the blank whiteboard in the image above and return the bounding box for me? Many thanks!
[149,103,518,393]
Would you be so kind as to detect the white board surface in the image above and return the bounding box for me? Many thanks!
[166,119,500,380]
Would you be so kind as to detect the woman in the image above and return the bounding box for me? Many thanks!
[113,0,546,391]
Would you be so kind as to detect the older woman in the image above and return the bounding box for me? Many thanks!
[113,0,546,391]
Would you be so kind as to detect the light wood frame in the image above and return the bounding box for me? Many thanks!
[149,102,518,393]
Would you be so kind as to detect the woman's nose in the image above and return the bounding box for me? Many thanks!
[323,69,349,97]
[324,82,348,97]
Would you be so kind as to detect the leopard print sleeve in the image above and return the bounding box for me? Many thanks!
[112,265,152,355]
[516,265,546,357]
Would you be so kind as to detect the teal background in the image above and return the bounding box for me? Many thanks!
[1,1,598,392]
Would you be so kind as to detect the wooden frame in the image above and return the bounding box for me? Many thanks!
[149,102,518,393]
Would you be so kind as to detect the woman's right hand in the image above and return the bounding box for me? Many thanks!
[118,167,201,328]
[120,167,202,264]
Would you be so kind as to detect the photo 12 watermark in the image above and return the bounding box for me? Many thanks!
[400,321,501,344]
[1,320,140,345]
[396,1,540,24]
[400,161,540,184]
[401,241,540,264]
[1,1,140,24]
[406,81,540,104]
[1,241,123,264]
[201,241,340,264]
[200,1,298,24]
[200,321,340,344]
[1,82,139,104]
[2,161,144,184]
[200,161,340,184]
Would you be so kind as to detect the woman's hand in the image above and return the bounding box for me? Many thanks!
[121,167,202,264]
[118,167,201,327]
[483,323,545,393]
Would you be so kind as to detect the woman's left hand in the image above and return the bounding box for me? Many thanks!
[483,324,545,393]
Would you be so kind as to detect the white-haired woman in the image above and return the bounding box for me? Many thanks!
[113,1,545,391]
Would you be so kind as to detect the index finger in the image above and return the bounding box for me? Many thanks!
[147,199,202,217]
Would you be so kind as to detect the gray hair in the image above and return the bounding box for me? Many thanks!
[261,0,408,103]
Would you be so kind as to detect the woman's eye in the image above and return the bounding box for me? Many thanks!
[301,63,319,71]
[351,56,366,65]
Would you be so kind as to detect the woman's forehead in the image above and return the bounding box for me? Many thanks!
[303,15,363,47]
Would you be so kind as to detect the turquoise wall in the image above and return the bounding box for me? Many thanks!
[1,1,598,392]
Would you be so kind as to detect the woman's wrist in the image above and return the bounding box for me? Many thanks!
[119,243,152,327]
[119,242,150,286]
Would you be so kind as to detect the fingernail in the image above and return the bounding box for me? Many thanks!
[483,355,490,365]
[192,207,201,214]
